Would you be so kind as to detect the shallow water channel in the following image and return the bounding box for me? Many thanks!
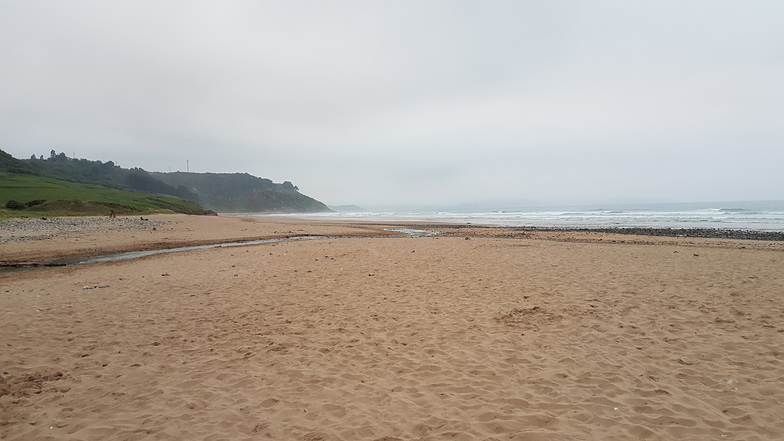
[1,228,437,272]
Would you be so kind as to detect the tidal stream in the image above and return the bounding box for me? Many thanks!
[1,228,437,272]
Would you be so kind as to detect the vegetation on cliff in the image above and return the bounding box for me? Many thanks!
[151,172,331,213]
[1,149,331,215]
[0,171,208,217]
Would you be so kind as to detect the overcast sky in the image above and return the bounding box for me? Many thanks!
[1,1,783,207]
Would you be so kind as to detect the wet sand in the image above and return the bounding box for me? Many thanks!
[2,215,783,440]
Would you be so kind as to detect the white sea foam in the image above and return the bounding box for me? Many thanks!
[268,201,784,231]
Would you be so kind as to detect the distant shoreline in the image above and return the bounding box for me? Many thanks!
[280,202,784,234]
[3,216,783,269]
[429,224,784,242]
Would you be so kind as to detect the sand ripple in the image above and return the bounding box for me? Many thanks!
[2,221,783,440]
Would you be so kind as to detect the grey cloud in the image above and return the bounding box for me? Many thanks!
[2,0,783,206]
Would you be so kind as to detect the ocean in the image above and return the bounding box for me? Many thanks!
[275,201,784,232]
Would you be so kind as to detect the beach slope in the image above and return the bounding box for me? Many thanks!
[2,215,783,440]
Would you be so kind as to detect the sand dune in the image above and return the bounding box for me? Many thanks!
[2,216,783,440]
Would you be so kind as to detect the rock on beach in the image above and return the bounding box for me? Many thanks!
[0,217,165,244]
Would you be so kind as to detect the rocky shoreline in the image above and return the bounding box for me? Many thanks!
[402,223,784,242]
[4,217,784,244]
[513,226,784,241]
[0,217,165,244]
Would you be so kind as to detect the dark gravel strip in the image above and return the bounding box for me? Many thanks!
[512,226,784,241]
[396,223,784,241]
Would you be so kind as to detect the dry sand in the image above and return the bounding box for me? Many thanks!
[1,215,783,440]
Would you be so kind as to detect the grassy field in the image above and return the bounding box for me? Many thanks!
[0,172,207,217]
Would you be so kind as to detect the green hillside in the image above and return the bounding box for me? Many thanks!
[152,172,332,213]
[5,149,332,213]
[19,151,200,202]
[0,171,208,217]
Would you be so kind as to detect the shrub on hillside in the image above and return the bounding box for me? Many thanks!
[25,199,47,207]
[5,200,25,210]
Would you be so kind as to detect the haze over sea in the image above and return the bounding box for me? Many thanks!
[275,200,784,232]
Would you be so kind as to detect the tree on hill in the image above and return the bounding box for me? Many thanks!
[0,149,37,174]
[282,181,299,191]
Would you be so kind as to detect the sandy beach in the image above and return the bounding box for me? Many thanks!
[2,215,783,440]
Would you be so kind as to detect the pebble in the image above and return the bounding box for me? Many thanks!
[511,226,784,241]
[0,217,166,244]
